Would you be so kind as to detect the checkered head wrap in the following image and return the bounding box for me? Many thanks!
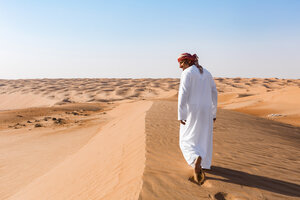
[177,53,198,63]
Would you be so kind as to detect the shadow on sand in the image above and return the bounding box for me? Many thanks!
[206,166,300,197]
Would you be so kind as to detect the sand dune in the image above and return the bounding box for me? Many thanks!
[0,78,178,109]
[5,101,152,200]
[0,103,109,199]
[224,86,300,126]
[1,78,299,126]
[0,93,57,110]
[140,100,300,199]
[0,77,299,200]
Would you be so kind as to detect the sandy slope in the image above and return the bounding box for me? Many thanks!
[2,99,299,200]
[219,86,300,126]
[3,101,151,200]
[0,125,103,199]
[0,78,299,200]
[0,93,57,110]
[139,99,300,200]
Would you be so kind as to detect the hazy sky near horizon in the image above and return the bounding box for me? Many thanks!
[0,0,299,79]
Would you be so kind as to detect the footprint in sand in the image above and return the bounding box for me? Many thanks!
[188,176,213,188]
[213,192,252,200]
[213,192,228,200]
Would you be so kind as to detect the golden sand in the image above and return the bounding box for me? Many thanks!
[0,78,299,199]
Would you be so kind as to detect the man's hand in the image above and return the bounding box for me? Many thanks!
[213,118,216,122]
[180,120,186,125]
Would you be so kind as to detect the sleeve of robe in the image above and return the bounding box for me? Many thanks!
[178,71,191,121]
[211,75,218,119]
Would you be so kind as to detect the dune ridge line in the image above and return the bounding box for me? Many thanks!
[8,101,153,200]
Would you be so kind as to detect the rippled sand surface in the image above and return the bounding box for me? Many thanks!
[0,78,299,199]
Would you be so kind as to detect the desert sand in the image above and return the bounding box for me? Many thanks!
[0,78,299,199]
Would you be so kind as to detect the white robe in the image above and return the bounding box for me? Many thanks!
[178,65,218,169]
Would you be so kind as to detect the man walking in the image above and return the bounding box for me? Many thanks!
[177,53,218,185]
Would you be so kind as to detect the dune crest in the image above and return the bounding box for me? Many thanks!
[7,101,152,200]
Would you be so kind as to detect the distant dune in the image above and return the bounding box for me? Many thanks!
[1,78,299,126]
[0,78,179,109]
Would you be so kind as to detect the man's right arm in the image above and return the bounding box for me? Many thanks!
[178,71,191,123]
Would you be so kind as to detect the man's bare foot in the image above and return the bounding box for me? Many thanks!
[195,156,201,173]
[194,156,205,184]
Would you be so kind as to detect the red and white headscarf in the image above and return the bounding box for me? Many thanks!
[177,53,198,63]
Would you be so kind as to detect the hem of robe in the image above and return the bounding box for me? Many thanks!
[180,143,212,168]
[190,156,211,169]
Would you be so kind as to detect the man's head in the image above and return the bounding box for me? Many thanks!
[178,53,198,71]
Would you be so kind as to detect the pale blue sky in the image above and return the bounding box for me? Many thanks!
[0,0,299,79]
